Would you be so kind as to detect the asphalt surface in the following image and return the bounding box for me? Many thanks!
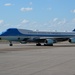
[0,42,75,75]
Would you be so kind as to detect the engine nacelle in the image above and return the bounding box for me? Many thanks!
[69,38,75,43]
[44,39,54,46]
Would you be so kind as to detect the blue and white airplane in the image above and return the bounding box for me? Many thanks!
[0,28,75,46]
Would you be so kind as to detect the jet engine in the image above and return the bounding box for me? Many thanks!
[44,39,54,46]
[69,38,75,43]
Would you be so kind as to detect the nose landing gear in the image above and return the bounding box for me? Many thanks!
[9,41,13,46]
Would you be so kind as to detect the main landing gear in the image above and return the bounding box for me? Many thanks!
[44,44,53,46]
[36,43,41,46]
[36,43,53,46]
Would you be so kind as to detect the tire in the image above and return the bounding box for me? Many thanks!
[10,43,13,46]
[36,43,41,46]
[44,44,53,46]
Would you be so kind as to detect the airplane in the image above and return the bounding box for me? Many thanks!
[0,28,75,46]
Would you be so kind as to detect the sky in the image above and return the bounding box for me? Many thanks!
[0,0,75,32]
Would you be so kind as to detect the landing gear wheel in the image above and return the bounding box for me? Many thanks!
[9,43,13,46]
[44,44,53,46]
[36,43,41,46]
[9,41,13,46]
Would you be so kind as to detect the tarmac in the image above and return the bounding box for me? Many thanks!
[0,41,75,75]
